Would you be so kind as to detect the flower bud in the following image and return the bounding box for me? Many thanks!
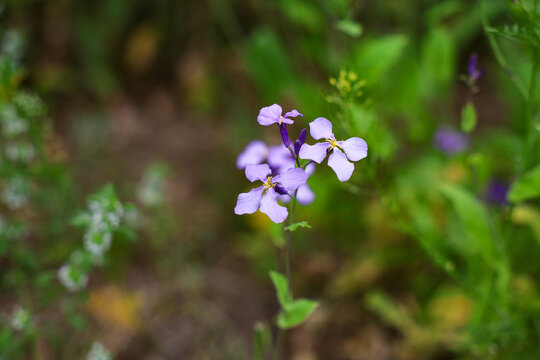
[279,124,290,148]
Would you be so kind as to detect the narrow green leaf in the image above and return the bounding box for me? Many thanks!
[284,221,311,232]
[439,183,496,263]
[336,19,363,38]
[365,291,410,329]
[277,298,318,329]
[508,164,540,203]
[461,101,477,133]
[71,212,91,227]
[269,271,292,307]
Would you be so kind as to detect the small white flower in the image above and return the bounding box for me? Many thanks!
[83,231,112,256]
[58,264,88,292]
[5,143,36,163]
[2,177,29,209]
[11,305,31,331]
[86,342,112,360]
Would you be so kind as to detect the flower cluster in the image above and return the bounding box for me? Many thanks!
[58,185,129,292]
[235,104,368,223]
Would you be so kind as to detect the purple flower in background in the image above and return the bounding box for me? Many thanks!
[257,104,303,126]
[268,145,316,205]
[235,164,308,223]
[484,180,509,206]
[434,126,469,155]
[268,145,295,172]
[468,53,485,84]
[299,117,368,182]
[236,140,268,169]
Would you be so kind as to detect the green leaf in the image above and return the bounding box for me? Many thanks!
[351,35,408,82]
[439,183,495,263]
[277,298,319,329]
[336,19,363,38]
[461,101,477,133]
[284,221,311,232]
[508,165,540,203]
[512,205,540,244]
[245,29,295,101]
[269,271,292,307]
[365,291,410,329]
[421,27,455,96]
[277,0,323,31]
[71,212,91,227]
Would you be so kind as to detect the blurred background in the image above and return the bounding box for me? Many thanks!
[1,0,540,359]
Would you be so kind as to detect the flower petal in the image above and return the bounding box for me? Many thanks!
[340,137,368,161]
[234,186,264,215]
[274,167,308,191]
[305,162,316,176]
[268,145,295,173]
[278,193,290,204]
[280,117,294,125]
[245,164,271,182]
[283,109,303,119]
[296,184,315,205]
[257,104,282,126]
[236,140,268,169]
[309,117,333,140]
[260,188,288,223]
[298,142,329,163]
[328,149,354,182]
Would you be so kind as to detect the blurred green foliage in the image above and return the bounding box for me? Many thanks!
[0,0,539,358]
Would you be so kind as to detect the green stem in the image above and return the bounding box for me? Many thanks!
[274,193,297,360]
[285,196,296,287]
[525,48,539,168]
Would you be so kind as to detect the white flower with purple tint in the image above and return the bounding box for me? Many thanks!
[299,117,368,182]
[235,164,308,223]
[257,104,302,126]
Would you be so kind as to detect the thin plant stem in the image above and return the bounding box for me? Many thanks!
[525,48,539,167]
[273,192,297,360]
[285,194,297,287]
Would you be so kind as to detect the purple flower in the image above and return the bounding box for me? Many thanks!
[257,104,303,126]
[298,117,368,182]
[268,145,316,205]
[434,126,469,155]
[268,145,295,172]
[236,140,268,169]
[468,53,485,84]
[235,164,308,223]
[484,180,509,206]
